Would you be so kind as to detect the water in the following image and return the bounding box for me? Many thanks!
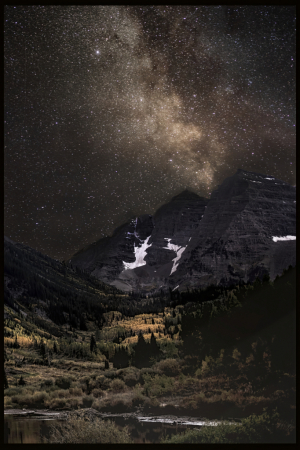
[4,414,214,444]
[4,416,54,444]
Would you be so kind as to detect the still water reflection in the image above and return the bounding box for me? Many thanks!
[4,415,202,444]
[4,416,53,444]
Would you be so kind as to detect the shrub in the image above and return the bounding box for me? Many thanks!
[142,374,174,398]
[55,376,73,389]
[199,355,220,378]
[91,388,104,398]
[232,348,241,361]
[55,389,70,399]
[14,391,49,408]
[47,384,60,393]
[161,409,289,443]
[4,387,21,397]
[66,398,82,409]
[69,387,83,396]
[90,375,111,390]
[121,367,140,387]
[110,378,126,392]
[44,378,54,386]
[45,416,132,443]
[104,369,117,379]
[4,397,13,408]
[82,395,94,408]
[195,368,202,378]
[139,367,156,383]
[91,398,105,411]
[118,366,140,386]
[45,397,69,410]
[153,358,181,377]
[131,390,147,407]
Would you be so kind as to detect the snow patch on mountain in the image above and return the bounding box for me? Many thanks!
[171,247,187,274]
[163,238,187,275]
[272,235,296,242]
[123,235,152,270]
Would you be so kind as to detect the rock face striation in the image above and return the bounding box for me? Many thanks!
[70,170,296,292]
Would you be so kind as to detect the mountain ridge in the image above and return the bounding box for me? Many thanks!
[69,169,295,293]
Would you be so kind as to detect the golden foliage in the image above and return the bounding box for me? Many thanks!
[4,336,34,348]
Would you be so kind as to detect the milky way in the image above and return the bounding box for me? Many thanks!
[4,5,296,260]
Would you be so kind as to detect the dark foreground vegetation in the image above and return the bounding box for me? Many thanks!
[4,238,296,443]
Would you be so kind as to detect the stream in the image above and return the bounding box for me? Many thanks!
[4,409,240,444]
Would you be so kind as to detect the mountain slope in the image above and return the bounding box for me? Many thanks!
[70,169,296,293]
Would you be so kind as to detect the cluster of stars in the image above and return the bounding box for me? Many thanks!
[4,5,295,260]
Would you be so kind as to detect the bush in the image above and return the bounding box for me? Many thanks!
[104,369,117,379]
[55,376,73,389]
[139,367,157,383]
[195,368,202,378]
[66,398,83,409]
[161,409,291,443]
[69,387,83,396]
[54,389,70,399]
[110,378,126,392]
[45,416,133,443]
[45,397,69,410]
[131,390,147,407]
[153,358,181,376]
[121,367,140,387]
[4,387,21,397]
[82,395,94,408]
[91,388,104,398]
[13,391,49,408]
[89,375,110,390]
[142,373,174,397]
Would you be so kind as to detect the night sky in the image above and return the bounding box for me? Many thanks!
[4,5,296,261]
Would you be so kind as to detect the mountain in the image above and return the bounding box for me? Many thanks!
[70,169,296,293]
[4,237,153,331]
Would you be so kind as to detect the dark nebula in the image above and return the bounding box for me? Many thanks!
[4,5,296,260]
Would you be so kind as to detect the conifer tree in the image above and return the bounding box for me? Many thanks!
[90,334,97,353]
[13,336,20,349]
[133,331,149,368]
[80,315,87,331]
[40,341,46,358]
[4,368,9,389]
[149,332,160,361]
[18,375,26,386]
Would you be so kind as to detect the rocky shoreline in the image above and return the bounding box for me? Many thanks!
[4,407,242,426]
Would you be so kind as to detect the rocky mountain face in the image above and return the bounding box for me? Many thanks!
[70,170,296,293]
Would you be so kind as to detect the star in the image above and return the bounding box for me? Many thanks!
[4,5,296,260]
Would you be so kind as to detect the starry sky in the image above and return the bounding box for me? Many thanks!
[4,5,296,261]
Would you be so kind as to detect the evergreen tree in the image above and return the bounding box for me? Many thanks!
[18,375,26,386]
[80,315,88,331]
[4,368,9,389]
[13,336,20,349]
[149,332,160,361]
[95,328,101,341]
[133,331,150,368]
[40,341,46,358]
[90,334,97,353]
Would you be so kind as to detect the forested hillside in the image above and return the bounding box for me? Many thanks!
[4,237,296,443]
